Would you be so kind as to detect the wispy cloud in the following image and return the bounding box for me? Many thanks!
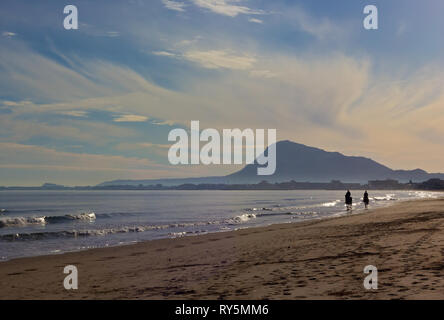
[1,100,31,107]
[56,110,89,117]
[2,31,16,38]
[162,0,186,12]
[183,50,256,70]
[152,50,177,57]
[151,119,177,126]
[175,36,202,47]
[191,0,264,17]
[248,18,263,24]
[286,6,345,40]
[151,48,257,70]
[106,31,121,37]
[113,114,149,122]
[2,0,444,184]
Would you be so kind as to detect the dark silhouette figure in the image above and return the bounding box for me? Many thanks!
[345,190,352,210]
[363,190,369,209]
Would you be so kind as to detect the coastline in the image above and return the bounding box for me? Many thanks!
[1,197,444,299]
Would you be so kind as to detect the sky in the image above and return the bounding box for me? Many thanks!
[1,0,444,186]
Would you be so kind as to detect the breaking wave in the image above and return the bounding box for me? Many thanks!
[244,207,272,212]
[0,216,46,228]
[0,208,323,241]
[0,220,219,241]
[226,210,320,225]
[6,190,436,243]
[227,213,257,224]
[44,212,96,223]
[0,212,96,228]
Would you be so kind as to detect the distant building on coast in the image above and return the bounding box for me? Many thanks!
[368,179,403,189]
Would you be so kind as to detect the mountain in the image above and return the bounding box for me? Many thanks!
[225,141,439,183]
[99,140,444,186]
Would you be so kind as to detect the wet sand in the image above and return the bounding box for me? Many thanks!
[1,198,444,299]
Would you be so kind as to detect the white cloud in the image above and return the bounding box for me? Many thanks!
[106,31,121,37]
[2,31,16,38]
[113,114,149,122]
[248,18,263,24]
[57,110,89,117]
[183,50,256,70]
[1,100,31,107]
[191,0,264,17]
[3,42,444,175]
[0,43,113,102]
[175,36,202,47]
[162,0,265,17]
[285,6,346,40]
[162,0,186,12]
[152,49,257,71]
[152,50,177,57]
[0,112,136,145]
[151,119,177,126]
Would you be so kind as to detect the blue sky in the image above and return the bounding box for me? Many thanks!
[1,0,444,185]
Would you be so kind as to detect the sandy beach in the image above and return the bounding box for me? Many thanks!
[1,197,444,300]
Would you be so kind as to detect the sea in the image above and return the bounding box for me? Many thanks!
[0,189,441,261]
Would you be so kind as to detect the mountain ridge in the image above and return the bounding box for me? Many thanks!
[99,140,444,186]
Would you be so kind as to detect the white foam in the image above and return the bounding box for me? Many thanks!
[0,212,96,228]
[228,213,257,224]
[0,216,46,228]
[69,212,96,220]
[168,231,187,238]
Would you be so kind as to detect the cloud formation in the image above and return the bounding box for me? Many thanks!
[4,40,444,176]
[161,0,265,17]
[2,31,16,37]
[191,0,264,17]
[183,50,256,70]
[162,0,186,12]
[1,0,444,185]
[248,18,263,24]
[113,114,149,122]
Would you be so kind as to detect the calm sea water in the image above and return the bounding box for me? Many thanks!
[0,189,441,261]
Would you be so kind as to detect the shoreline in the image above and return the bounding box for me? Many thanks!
[1,197,444,299]
[0,195,404,263]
